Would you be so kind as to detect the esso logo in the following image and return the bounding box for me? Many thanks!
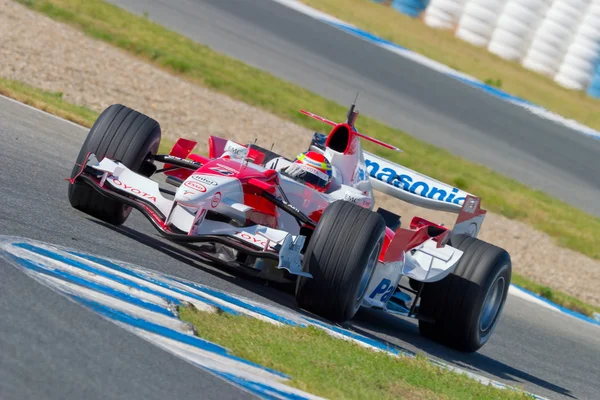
[184,181,206,192]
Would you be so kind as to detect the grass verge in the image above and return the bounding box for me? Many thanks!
[16,0,600,261]
[300,0,600,129]
[0,77,174,153]
[0,77,98,127]
[1,75,597,316]
[180,305,530,399]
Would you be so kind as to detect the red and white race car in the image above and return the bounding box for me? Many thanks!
[68,102,511,352]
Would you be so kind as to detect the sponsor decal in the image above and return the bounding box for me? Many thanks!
[184,181,207,192]
[343,192,371,207]
[217,163,238,173]
[210,166,235,176]
[211,192,222,208]
[224,141,248,158]
[296,163,329,181]
[235,232,270,248]
[353,166,368,183]
[369,278,395,303]
[163,155,199,167]
[463,197,479,214]
[284,201,302,214]
[109,178,157,202]
[365,159,465,205]
[191,175,218,186]
[344,193,359,203]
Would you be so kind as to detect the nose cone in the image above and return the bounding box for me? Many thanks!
[175,179,210,205]
[174,174,241,208]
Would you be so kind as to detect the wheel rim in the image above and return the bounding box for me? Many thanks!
[480,276,505,332]
[356,237,383,303]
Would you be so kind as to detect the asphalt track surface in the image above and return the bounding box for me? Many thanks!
[0,98,256,400]
[1,98,600,399]
[107,0,600,217]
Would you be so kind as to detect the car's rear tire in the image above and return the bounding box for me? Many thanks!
[68,104,161,225]
[418,234,511,352]
[296,201,386,322]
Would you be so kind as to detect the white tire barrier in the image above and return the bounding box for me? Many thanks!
[522,0,590,77]
[554,5,600,90]
[487,0,551,61]
[455,0,505,47]
[376,0,600,96]
[424,0,467,29]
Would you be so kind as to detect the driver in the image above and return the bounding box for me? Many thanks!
[282,151,333,193]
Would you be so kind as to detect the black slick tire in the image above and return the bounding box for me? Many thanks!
[418,234,512,352]
[296,200,386,322]
[67,104,161,225]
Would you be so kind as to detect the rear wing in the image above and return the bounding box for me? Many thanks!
[364,152,487,238]
[364,151,469,213]
[299,104,486,237]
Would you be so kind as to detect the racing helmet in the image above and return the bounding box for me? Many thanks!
[283,151,333,193]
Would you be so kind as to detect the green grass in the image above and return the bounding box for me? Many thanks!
[0,77,98,127]
[301,0,600,130]
[16,0,600,262]
[512,275,600,317]
[0,77,175,154]
[180,305,530,399]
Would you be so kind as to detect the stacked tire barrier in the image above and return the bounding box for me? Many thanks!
[487,0,552,61]
[373,0,600,97]
[455,0,505,47]
[424,0,467,29]
[554,3,600,90]
[522,0,590,77]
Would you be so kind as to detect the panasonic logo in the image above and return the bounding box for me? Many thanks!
[365,160,465,205]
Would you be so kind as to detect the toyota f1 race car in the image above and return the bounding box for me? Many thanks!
[67,101,512,353]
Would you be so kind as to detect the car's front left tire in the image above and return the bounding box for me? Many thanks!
[295,200,386,322]
[68,104,161,225]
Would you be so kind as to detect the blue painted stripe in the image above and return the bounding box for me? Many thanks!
[15,243,238,316]
[71,296,289,379]
[14,243,184,305]
[304,316,408,356]
[73,295,226,352]
[453,76,533,106]
[327,21,406,49]
[208,369,309,400]
[10,254,176,318]
[328,19,530,105]
[66,251,241,316]
[169,277,304,327]
[328,20,533,107]
[511,284,600,327]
